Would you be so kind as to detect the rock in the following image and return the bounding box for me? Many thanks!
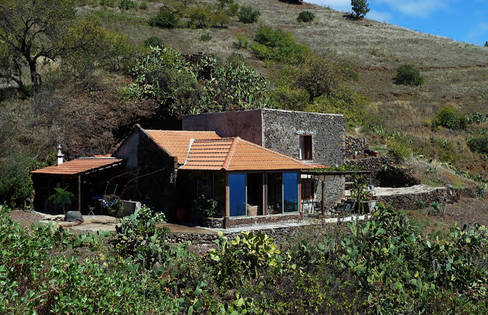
[65,211,84,223]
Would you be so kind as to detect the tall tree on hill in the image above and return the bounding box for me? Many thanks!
[0,0,130,96]
[351,0,369,19]
[0,0,77,95]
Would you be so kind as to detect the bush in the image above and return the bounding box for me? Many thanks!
[129,47,270,117]
[188,6,211,28]
[149,7,179,28]
[467,135,488,154]
[432,105,468,130]
[297,11,315,22]
[139,1,147,10]
[0,152,44,207]
[209,231,283,286]
[226,3,239,16]
[199,33,212,41]
[394,64,424,86]
[118,0,136,10]
[234,34,249,49]
[251,27,309,63]
[144,36,164,48]
[238,6,260,23]
[387,134,413,160]
[111,205,167,268]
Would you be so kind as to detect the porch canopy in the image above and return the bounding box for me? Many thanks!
[178,137,316,217]
[31,157,123,212]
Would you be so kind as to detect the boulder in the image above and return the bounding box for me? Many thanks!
[65,211,84,223]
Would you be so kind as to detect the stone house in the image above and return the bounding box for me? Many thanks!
[183,109,346,212]
[112,125,315,227]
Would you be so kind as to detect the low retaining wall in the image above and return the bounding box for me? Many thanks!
[375,185,457,210]
[225,213,301,228]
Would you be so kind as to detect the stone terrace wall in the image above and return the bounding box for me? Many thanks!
[345,136,369,159]
[376,186,458,210]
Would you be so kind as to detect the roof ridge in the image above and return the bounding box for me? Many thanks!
[222,137,239,170]
[182,138,195,166]
[237,138,315,169]
[144,129,219,133]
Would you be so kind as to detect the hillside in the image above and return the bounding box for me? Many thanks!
[1,0,487,208]
[87,0,488,178]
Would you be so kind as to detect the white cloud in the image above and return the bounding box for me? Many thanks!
[376,0,447,18]
[368,10,392,22]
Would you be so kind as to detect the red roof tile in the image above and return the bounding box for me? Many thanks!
[31,158,123,175]
[180,137,314,171]
[144,130,221,163]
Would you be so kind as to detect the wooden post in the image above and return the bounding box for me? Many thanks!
[298,174,302,214]
[263,173,268,216]
[78,175,81,212]
[321,178,325,216]
[225,173,229,217]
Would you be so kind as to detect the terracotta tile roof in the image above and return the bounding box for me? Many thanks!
[144,130,221,163]
[31,158,123,175]
[180,137,314,171]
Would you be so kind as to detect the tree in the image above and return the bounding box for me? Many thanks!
[0,0,77,95]
[351,0,369,19]
[0,0,130,96]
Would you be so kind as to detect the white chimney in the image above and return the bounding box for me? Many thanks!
[56,144,64,165]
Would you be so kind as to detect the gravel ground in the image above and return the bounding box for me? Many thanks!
[8,210,43,229]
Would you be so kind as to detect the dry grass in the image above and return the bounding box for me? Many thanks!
[77,0,488,175]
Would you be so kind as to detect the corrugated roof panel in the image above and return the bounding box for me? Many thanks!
[31,158,123,175]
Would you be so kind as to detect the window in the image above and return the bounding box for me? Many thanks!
[301,179,314,201]
[299,135,312,160]
[283,172,299,212]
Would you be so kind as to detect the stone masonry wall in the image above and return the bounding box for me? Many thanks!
[262,109,345,166]
[345,136,368,159]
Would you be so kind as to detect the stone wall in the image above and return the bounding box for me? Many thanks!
[375,186,458,210]
[345,136,368,159]
[313,174,345,209]
[226,213,301,228]
[262,109,345,166]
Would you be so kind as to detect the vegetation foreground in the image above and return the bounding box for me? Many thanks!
[1,203,487,314]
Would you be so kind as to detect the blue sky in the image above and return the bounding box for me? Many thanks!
[307,0,488,46]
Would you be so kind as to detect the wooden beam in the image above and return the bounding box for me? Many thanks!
[78,175,81,212]
[321,180,325,216]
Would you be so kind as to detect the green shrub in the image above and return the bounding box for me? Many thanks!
[130,47,269,117]
[199,33,212,41]
[238,6,260,23]
[210,10,231,28]
[119,0,136,10]
[234,34,249,49]
[188,6,211,28]
[297,11,315,22]
[394,64,424,86]
[111,205,167,268]
[149,7,179,28]
[432,105,468,130]
[467,135,488,154]
[209,231,283,286]
[226,3,239,16]
[0,152,44,207]
[387,134,413,160]
[251,27,309,63]
[99,0,116,7]
[144,36,164,48]
[139,1,148,10]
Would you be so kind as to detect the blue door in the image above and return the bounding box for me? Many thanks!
[228,173,246,216]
